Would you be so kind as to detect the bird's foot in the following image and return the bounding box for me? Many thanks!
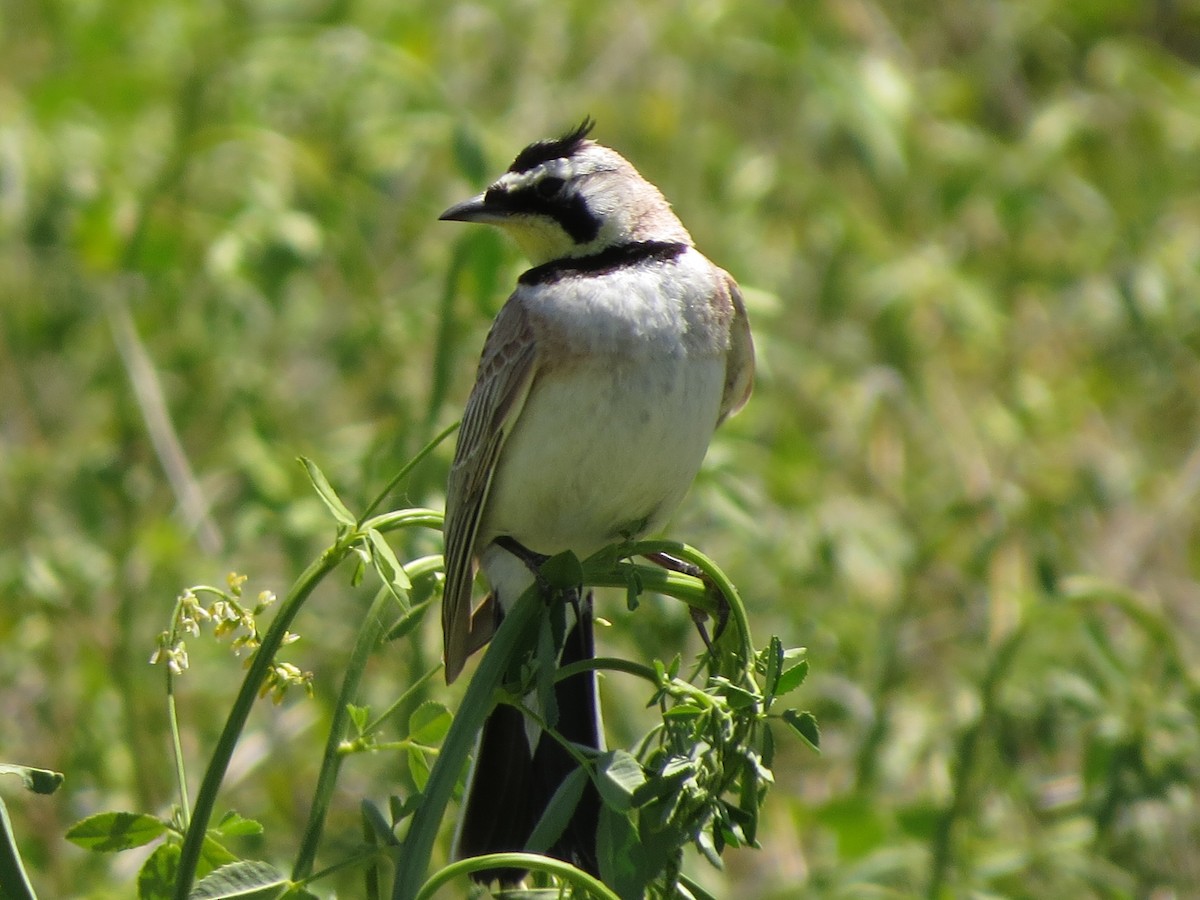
[644,550,730,650]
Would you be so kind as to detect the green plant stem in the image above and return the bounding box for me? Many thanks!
[172,509,443,898]
[666,542,755,670]
[165,678,190,829]
[388,584,543,900]
[294,555,444,881]
[585,565,716,613]
[171,545,348,900]
[364,510,444,536]
[361,421,460,523]
[556,655,660,684]
[363,802,384,900]
[677,871,720,900]
[161,590,193,831]
[615,541,755,669]
[291,587,391,881]
[414,853,620,900]
[299,844,391,890]
[389,544,751,899]
[363,661,442,738]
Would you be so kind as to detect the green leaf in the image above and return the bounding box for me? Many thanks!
[189,859,288,899]
[535,608,562,730]
[596,805,641,896]
[631,757,693,822]
[366,528,413,591]
[347,703,370,736]
[740,748,774,786]
[214,811,263,838]
[662,703,705,720]
[407,701,452,745]
[137,842,180,900]
[384,596,434,643]
[760,720,776,770]
[761,636,784,697]
[775,660,809,697]
[406,746,431,792]
[299,457,355,527]
[714,679,759,710]
[0,764,64,795]
[525,766,588,854]
[199,835,239,875]
[386,794,421,831]
[695,823,723,869]
[598,803,685,896]
[737,761,763,846]
[665,655,682,680]
[596,750,646,813]
[363,799,399,847]
[66,812,167,852]
[539,550,583,591]
[623,565,643,612]
[781,710,820,752]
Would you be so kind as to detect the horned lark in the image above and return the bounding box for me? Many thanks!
[440,119,754,882]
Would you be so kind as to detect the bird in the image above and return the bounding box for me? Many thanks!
[439,118,754,885]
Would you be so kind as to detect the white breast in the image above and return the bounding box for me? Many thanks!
[481,354,725,558]
[478,251,728,560]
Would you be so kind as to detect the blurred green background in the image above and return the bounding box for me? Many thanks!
[3,0,1200,897]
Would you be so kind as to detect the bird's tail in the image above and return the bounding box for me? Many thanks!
[454,594,603,884]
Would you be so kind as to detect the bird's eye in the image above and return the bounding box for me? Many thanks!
[534,176,566,199]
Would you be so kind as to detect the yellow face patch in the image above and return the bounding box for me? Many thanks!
[498,219,577,267]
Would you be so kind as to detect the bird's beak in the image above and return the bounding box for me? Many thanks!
[439,192,501,224]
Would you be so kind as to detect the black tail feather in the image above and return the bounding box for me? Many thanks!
[457,594,602,884]
[538,596,602,875]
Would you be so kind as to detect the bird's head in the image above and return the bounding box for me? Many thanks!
[440,119,691,266]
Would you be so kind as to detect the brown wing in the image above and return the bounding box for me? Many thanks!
[717,273,755,424]
[442,298,539,683]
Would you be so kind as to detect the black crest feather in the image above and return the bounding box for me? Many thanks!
[507,117,596,174]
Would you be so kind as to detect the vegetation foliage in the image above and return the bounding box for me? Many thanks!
[2,0,1200,896]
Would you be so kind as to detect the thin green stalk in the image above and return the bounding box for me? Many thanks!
[158,590,195,831]
[388,543,750,899]
[583,565,716,615]
[294,555,444,881]
[364,509,444,535]
[556,655,660,684]
[165,679,190,829]
[292,586,392,881]
[363,659,442,737]
[299,845,391,891]
[172,507,443,897]
[677,871,720,900]
[662,542,755,670]
[172,545,348,900]
[361,422,459,523]
[363,803,384,900]
[599,540,755,671]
